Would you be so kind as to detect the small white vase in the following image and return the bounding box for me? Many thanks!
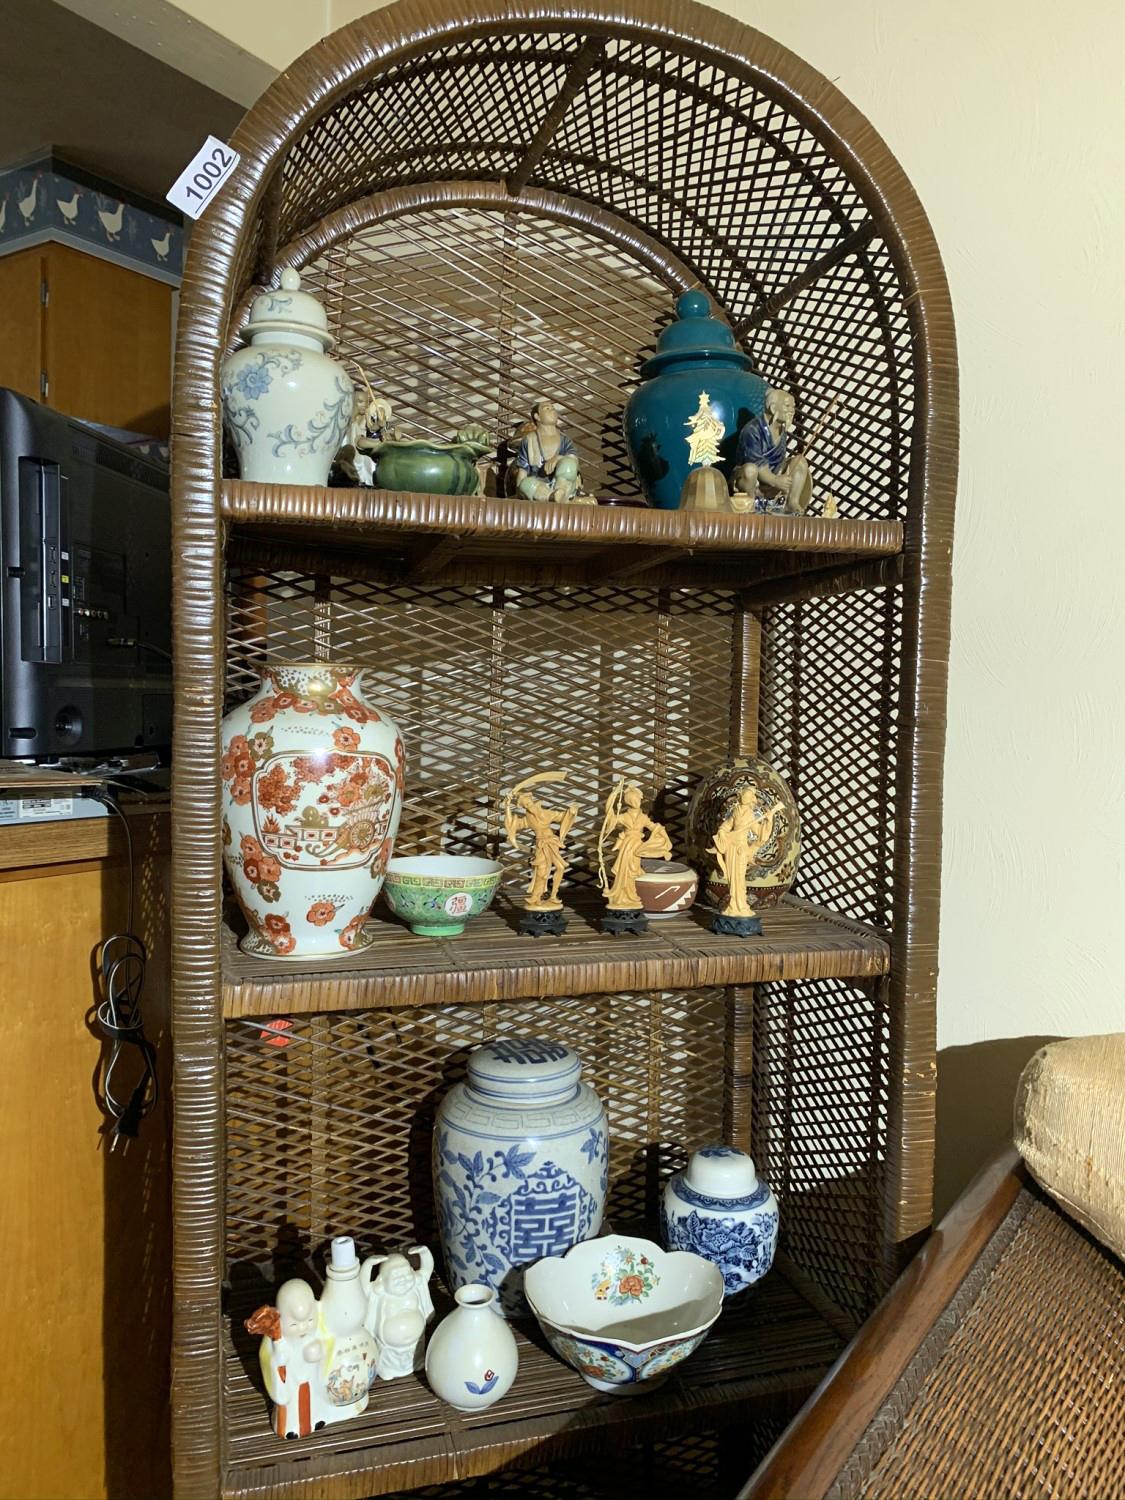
[221,267,354,487]
[424,1285,518,1412]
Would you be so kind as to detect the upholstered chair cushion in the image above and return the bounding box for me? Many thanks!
[1014,1033,1125,1263]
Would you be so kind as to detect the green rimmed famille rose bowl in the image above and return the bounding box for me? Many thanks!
[382,854,503,936]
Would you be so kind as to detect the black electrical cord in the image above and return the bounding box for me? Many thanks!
[87,790,159,1149]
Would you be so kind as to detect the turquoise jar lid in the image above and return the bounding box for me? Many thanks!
[640,290,756,377]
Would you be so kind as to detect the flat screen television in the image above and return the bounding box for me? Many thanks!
[0,388,172,761]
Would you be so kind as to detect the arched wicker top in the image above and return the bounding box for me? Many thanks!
[178,0,956,535]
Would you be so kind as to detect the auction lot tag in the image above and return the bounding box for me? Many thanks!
[167,136,240,219]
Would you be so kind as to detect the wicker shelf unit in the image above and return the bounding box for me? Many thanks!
[170,4,956,1497]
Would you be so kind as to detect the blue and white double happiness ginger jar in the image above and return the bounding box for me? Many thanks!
[433,1037,609,1318]
[661,1145,778,1297]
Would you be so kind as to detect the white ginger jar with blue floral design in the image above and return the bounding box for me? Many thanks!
[221,267,354,486]
[433,1037,608,1318]
[661,1145,778,1297]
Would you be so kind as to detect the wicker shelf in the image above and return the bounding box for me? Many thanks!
[221,1261,845,1500]
[221,893,889,1017]
[170,8,957,1496]
[221,481,903,592]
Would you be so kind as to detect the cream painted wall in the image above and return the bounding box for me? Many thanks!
[94,0,1125,1190]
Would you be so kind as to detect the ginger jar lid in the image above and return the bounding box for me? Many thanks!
[641,289,755,377]
[466,1037,582,1107]
[684,1144,760,1198]
[242,267,335,350]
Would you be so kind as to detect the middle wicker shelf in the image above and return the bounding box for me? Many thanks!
[220,891,889,1017]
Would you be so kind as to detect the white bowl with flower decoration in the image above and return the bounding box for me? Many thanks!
[523,1234,723,1393]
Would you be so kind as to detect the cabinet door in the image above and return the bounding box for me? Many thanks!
[0,246,46,404]
[42,242,173,436]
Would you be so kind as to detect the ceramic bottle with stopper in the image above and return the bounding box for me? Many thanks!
[221,267,355,486]
[319,1236,378,1413]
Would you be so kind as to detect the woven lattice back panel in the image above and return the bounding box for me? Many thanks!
[758,585,902,930]
[226,568,739,888]
[298,208,675,498]
[224,988,725,1267]
[752,977,891,1324]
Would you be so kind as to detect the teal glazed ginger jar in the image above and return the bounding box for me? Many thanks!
[624,290,768,508]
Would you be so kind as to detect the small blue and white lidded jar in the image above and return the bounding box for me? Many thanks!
[433,1037,609,1318]
[661,1145,778,1297]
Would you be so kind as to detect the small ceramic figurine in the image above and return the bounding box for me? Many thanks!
[597,780,673,934]
[320,1237,378,1415]
[424,1284,519,1411]
[246,1279,338,1439]
[503,771,578,936]
[334,364,394,485]
[708,786,781,936]
[508,399,592,504]
[361,1247,435,1379]
[730,388,809,514]
[661,1146,779,1297]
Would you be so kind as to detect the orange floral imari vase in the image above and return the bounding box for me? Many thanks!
[220,663,405,958]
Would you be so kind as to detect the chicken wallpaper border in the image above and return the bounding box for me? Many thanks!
[0,157,183,282]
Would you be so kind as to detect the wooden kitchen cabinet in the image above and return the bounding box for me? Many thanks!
[0,241,172,436]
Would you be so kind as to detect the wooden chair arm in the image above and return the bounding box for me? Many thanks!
[739,1145,1026,1500]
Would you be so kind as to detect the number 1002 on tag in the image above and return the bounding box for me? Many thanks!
[167,136,241,220]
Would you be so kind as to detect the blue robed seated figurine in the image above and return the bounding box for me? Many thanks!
[731,388,812,515]
[508,398,591,503]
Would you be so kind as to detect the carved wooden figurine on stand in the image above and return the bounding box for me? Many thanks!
[597,779,673,934]
[504,771,578,935]
[708,786,781,936]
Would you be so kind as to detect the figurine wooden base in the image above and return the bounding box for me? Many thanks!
[712,913,763,937]
[680,465,731,512]
[519,907,569,937]
[601,908,650,935]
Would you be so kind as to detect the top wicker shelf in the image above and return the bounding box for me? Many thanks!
[221,481,903,592]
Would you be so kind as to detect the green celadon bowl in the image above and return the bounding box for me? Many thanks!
[372,439,483,495]
[383,854,503,936]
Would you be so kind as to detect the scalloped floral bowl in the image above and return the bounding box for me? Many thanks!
[524,1234,723,1393]
[383,854,502,936]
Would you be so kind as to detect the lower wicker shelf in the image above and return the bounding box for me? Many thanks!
[222,1259,844,1500]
